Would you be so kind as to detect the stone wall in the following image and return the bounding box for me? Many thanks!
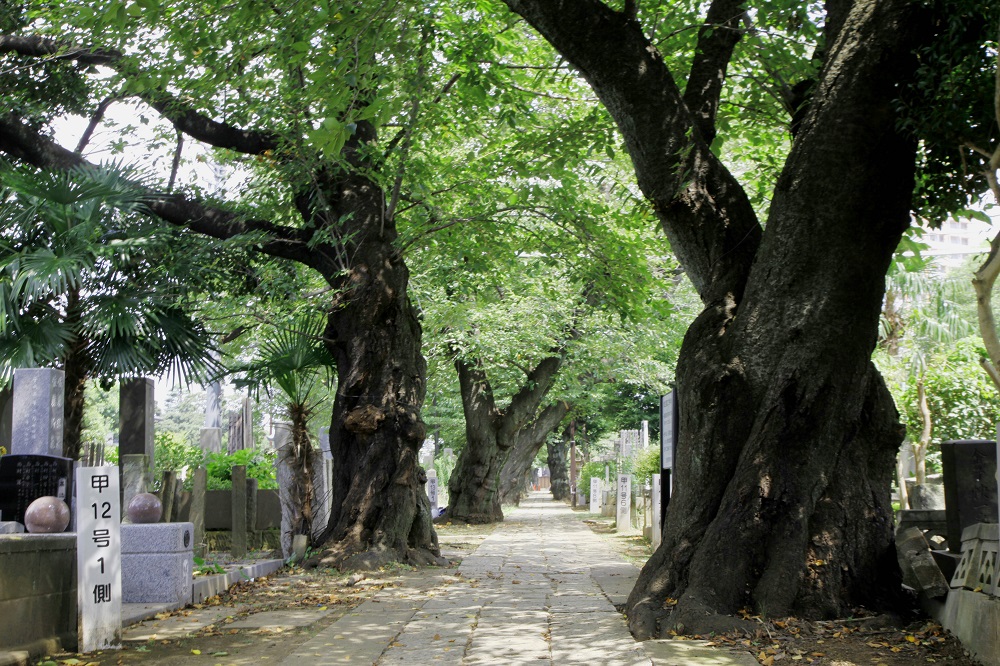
[0,534,77,655]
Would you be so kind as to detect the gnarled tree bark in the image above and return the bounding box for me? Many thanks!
[505,0,932,636]
[547,423,571,501]
[447,353,564,523]
[497,400,570,505]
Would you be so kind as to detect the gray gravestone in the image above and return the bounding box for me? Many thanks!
[11,368,64,457]
[311,453,330,538]
[119,379,154,468]
[941,439,998,553]
[273,423,295,556]
[205,381,222,429]
[616,474,632,532]
[426,469,438,510]
[120,454,149,522]
[199,427,222,453]
[0,453,74,524]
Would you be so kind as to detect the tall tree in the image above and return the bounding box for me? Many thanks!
[0,1,445,567]
[502,0,994,636]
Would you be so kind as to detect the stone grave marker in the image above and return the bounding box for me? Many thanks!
[426,469,439,510]
[0,453,74,524]
[11,368,64,457]
[617,473,632,532]
[590,477,601,513]
[119,378,154,471]
[941,439,998,552]
[76,465,122,652]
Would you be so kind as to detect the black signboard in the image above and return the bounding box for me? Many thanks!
[0,454,74,525]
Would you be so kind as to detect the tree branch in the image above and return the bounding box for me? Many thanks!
[1,33,282,155]
[683,0,748,144]
[75,96,117,154]
[0,112,323,269]
[503,0,761,306]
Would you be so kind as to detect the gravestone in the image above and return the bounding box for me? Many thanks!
[119,379,154,469]
[0,453,74,524]
[616,474,632,532]
[11,368,64,456]
[120,454,149,522]
[590,477,601,514]
[941,439,998,553]
[426,469,439,510]
[199,370,223,454]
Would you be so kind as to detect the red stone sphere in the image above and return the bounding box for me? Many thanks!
[127,492,163,523]
[24,496,71,533]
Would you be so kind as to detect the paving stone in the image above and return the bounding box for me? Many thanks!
[227,608,334,628]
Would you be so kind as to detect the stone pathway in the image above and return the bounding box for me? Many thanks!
[280,493,756,666]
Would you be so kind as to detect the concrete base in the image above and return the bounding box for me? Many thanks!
[0,534,77,658]
[928,589,1000,666]
[121,523,193,605]
[191,558,284,604]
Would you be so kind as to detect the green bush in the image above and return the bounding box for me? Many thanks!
[627,447,662,488]
[204,448,278,490]
[577,460,616,495]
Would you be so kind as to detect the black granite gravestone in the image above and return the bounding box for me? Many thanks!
[941,439,998,553]
[0,453,74,525]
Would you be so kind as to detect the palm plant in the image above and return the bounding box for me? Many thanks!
[0,162,218,458]
[231,314,334,546]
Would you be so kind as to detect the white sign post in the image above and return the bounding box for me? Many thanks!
[651,473,662,550]
[76,466,122,653]
[616,474,632,532]
[589,477,601,513]
[426,469,439,510]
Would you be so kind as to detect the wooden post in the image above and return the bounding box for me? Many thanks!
[159,470,177,522]
[231,465,248,558]
[191,467,207,558]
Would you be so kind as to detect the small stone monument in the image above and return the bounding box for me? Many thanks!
[616,474,632,533]
[426,469,439,510]
[589,477,601,514]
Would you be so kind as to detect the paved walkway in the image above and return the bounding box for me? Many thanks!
[280,493,755,665]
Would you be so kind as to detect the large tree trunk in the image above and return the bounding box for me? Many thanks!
[505,0,929,636]
[497,401,570,505]
[317,171,443,570]
[547,425,570,501]
[447,354,563,523]
[61,288,87,460]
